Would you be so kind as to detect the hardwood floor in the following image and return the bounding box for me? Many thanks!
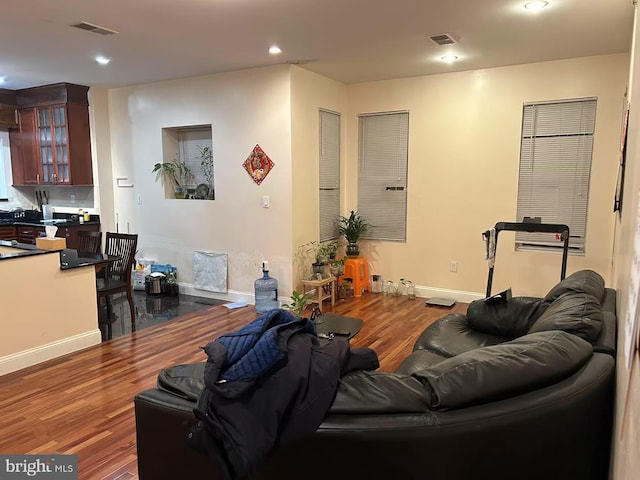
[0,293,467,479]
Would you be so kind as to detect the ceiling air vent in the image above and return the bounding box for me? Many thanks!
[428,33,456,46]
[71,21,119,36]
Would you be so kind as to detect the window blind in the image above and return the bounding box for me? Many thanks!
[178,127,213,187]
[516,98,596,253]
[319,109,340,242]
[357,111,409,241]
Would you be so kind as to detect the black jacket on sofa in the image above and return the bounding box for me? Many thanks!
[184,310,379,479]
[134,270,616,480]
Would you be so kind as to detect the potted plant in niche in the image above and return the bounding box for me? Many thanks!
[198,145,214,200]
[152,157,193,199]
[338,210,370,257]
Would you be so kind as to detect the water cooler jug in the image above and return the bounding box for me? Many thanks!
[254,260,278,313]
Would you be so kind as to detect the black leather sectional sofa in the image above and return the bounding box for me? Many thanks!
[134,269,616,480]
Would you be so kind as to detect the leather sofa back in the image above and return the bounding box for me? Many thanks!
[465,269,604,342]
[335,331,592,413]
[414,331,592,410]
[528,292,603,342]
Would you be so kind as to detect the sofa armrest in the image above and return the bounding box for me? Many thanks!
[134,389,225,480]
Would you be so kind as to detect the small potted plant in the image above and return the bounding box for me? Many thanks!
[329,258,345,277]
[338,210,370,257]
[282,290,312,317]
[316,241,338,264]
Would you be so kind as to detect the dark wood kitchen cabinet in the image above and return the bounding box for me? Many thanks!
[16,223,100,249]
[9,83,93,186]
[16,226,44,244]
[0,226,17,241]
[0,88,18,129]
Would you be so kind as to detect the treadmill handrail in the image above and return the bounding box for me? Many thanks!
[483,222,570,297]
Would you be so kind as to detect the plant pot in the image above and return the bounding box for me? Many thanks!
[174,186,186,199]
[330,265,344,277]
[312,262,325,276]
[346,243,359,257]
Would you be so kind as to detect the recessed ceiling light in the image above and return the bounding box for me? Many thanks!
[524,1,549,11]
[269,46,282,55]
[441,55,459,63]
[95,55,111,65]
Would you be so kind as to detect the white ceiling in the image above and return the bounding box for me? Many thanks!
[0,0,634,90]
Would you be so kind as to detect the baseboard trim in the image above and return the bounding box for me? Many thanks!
[180,283,256,305]
[179,282,483,306]
[416,286,484,304]
[0,330,102,377]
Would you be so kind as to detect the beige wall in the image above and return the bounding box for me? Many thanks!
[0,253,101,375]
[290,66,347,289]
[612,6,640,480]
[89,87,116,235]
[346,54,628,298]
[104,65,294,300]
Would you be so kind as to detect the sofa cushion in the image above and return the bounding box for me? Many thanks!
[542,269,605,304]
[413,331,592,411]
[466,296,543,339]
[528,292,602,343]
[414,313,507,357]
[330,370,430,414]
[395,350,446,376]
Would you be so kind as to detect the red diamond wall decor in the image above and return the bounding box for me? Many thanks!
[243,144,274,185]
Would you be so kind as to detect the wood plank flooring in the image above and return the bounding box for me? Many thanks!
[0,293,467,479]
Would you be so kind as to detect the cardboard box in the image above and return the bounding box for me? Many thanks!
[36,237,67,251]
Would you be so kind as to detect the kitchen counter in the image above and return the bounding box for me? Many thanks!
[0,240,102,375]
[0,219,101,228]
[0,241,115,272]
[0,240,56,260]
[59,249,117,271]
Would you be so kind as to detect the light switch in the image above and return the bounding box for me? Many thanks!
[262,196,270,208]
[137,194,143,205]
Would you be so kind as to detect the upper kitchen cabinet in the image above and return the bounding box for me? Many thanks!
[9,83,93,186]
[0,88,18,129]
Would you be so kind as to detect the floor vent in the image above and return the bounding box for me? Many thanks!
[428,33,456,46]
[71,21,119,36]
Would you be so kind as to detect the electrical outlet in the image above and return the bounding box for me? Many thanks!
[450,260,458,273]
[70,194,76,204]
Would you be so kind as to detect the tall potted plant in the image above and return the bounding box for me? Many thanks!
[338,210,369,257]
[198,145,214,200]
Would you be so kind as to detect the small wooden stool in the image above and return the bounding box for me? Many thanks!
[301,276,336,313]
[342,257,370,297]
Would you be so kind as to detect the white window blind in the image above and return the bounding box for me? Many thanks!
[516,98,596,253]
[178,127,213,187]
[319,110,340,241]
[357,111,408,241]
